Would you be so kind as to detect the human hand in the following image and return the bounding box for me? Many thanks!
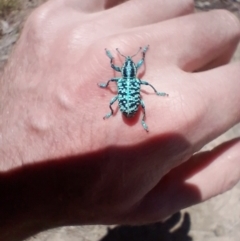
[0,0,240,239]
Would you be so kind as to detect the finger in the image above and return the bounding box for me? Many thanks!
[51,0,126,12]
[183,139,240,201]
[102,0,194,28]
[149,10,240,71]
[188,62,240,149]
[49,0,193,21]
[103,10,240,72]
[36,0,193,53]
[128,138,240,223]
[62,0,194,24]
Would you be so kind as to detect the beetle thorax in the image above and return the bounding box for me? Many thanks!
[121,57,137,78]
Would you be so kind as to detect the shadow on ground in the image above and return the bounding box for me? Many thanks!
[100,212,192,241]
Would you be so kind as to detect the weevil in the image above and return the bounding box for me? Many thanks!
[98,45,168,132]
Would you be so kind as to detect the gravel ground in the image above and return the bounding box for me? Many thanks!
[0,1,240,241]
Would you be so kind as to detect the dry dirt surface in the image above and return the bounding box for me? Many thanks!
[0,1,240,241]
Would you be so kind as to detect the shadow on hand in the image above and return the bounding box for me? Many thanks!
[0,133,202,240]
[100,212,192,241]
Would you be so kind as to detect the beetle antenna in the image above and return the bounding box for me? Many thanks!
[116,48,127,58]
[131,47,142,58]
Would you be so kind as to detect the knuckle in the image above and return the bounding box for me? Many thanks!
[19,2,62,59]
[25,4,51,30]
[23,1,58,42]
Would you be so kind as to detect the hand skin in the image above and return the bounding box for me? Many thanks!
[0,0,240,240]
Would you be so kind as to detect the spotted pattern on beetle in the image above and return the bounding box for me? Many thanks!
[98,45,168,132]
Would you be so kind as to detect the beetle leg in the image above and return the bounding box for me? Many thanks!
[105,49,121,72]
[140,99,148,132]
[136,45,149,70]
[140,80,168,96]
[103,95,118,119]
[98,78,120,88]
